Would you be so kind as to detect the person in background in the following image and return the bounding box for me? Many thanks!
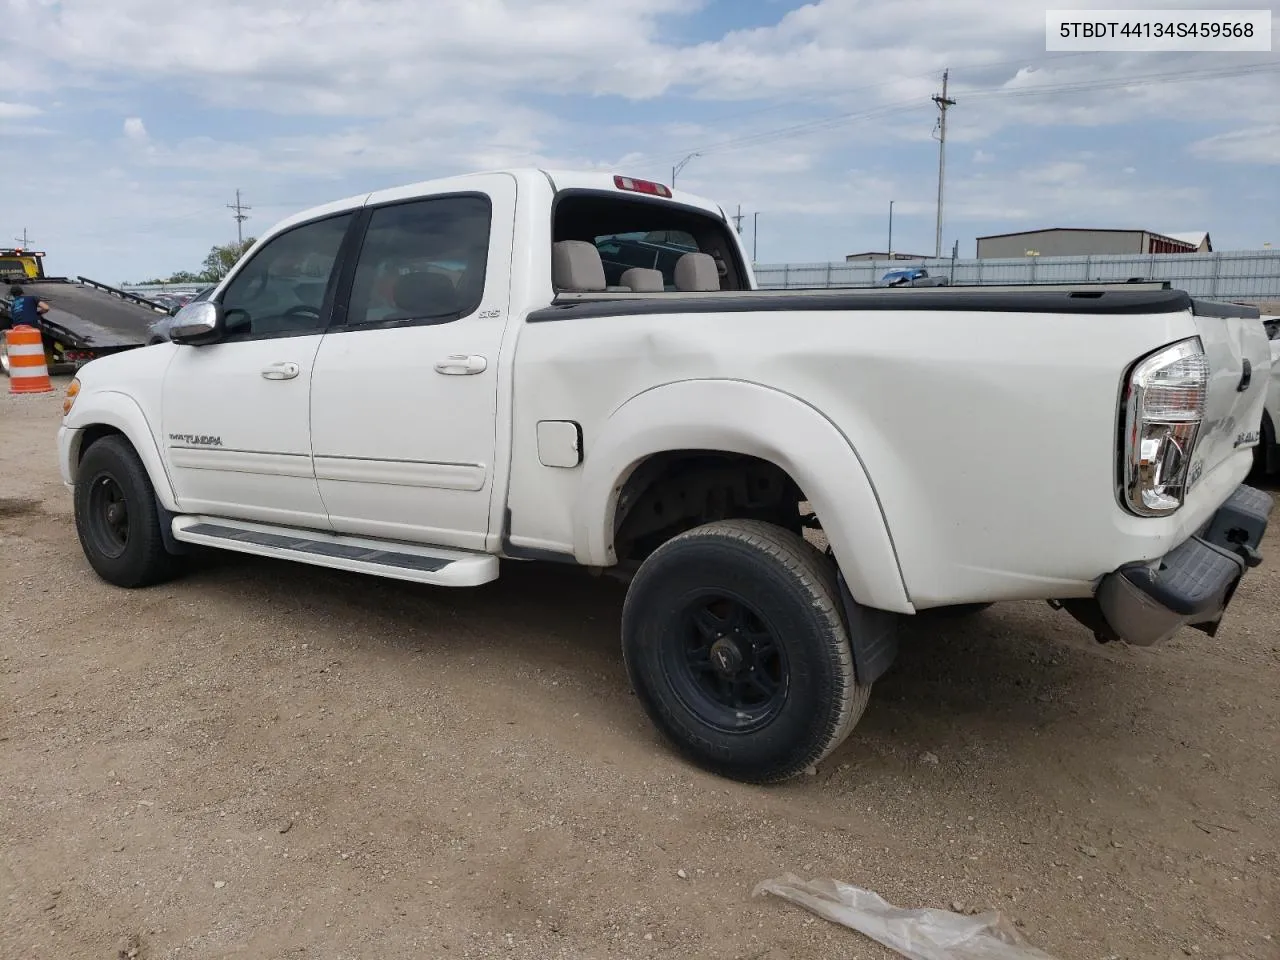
[6,285,49,329]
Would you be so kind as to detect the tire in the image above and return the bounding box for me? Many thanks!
[73,435,182,588]
[621,519,871,784]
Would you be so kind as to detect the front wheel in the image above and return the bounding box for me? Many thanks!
[621,519,871,784]
[74,436,183,588]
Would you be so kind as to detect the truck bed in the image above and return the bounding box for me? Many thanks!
[18,277,166,349]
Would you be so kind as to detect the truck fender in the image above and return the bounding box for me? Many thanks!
[63,389,179,511]
[573,378,915,615]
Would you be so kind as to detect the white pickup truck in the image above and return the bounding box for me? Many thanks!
[57,169,1274,783]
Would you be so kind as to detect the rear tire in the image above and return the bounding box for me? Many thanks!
[621,519,871,784]
[74,436,182,588]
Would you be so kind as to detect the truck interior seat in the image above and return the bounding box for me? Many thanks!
[552,241,607,292]
[392,271,458,319]
[620,267,664,292]
[674,252,720,291]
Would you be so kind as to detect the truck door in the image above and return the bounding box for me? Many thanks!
[161,211,356,529]
[308,176,515,552]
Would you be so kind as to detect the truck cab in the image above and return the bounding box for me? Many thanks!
[0,247,46,281]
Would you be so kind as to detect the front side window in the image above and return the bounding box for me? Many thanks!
[219,212,353,337]
[345,195,492,328]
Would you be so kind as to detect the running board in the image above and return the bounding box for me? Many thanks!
[170,516,499,587]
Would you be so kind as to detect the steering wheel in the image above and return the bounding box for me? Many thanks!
[284,304,321,320]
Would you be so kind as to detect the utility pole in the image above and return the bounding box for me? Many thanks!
[932,69,956,259]
[14,228,30,248]
[752,212,760,262]
[887,200,894,259]
[732,204,744,235]
[227,189,251,245]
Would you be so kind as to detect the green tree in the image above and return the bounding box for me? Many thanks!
[199,238,255,282]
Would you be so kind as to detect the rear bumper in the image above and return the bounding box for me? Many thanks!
[1093,484,1273,645]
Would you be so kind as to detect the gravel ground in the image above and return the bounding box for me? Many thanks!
[2,378,1278,960]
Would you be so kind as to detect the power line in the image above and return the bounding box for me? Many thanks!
[678,51,1099,129]
[227,189,251,245]
[632,59,1279,168]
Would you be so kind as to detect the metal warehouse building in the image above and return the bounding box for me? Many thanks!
[975,228,1211,259]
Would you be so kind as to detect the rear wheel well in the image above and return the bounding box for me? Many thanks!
[612,450,819,571]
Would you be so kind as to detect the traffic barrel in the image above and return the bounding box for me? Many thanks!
[5,324,54,394]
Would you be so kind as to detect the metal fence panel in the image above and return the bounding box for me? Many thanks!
[753,250,1280,303]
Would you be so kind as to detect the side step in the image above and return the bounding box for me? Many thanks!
[171,516,499,587]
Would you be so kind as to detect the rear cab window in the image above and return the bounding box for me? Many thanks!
[552,190,748,293]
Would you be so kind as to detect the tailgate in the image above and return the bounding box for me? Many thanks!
[1191,303,1271,480]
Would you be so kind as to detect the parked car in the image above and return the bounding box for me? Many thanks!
[57,169,1273,784]
[877,267,949,287]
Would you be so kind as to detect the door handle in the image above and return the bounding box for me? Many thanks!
[261,361,300,380]
[434,354,488,375]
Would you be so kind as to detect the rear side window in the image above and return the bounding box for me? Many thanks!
[345,194,492,328]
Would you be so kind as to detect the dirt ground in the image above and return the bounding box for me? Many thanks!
[2,377,1278,960]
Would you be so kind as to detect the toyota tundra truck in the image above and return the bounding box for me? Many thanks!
[56,169,1274,783]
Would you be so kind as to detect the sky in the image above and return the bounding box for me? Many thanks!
[1,0,1277,282]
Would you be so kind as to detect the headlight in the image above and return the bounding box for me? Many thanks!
[1119,338,1208,516]
[62,377,80,417]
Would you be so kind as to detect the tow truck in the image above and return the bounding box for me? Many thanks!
[0,248,168,377]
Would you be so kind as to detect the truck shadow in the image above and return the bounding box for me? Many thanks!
[186,547,1131,780]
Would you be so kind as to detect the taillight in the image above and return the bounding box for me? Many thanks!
[1119,337,1209,516]
[614,175,672,198]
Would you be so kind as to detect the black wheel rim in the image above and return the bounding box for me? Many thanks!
[87,472,130,559]
[659,590,789,733]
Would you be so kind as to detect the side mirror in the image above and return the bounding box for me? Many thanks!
[169,300,223,345]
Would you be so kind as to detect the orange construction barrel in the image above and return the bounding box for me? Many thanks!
[5,324,54,394]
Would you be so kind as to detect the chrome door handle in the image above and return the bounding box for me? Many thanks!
[261,361,300,380]
[434,354,488,375]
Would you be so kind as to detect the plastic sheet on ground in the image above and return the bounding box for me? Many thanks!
[752,874,1060,960]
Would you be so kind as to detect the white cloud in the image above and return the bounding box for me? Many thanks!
[0,101,41,119]
[1188,126,1280,165]
[123,116,147,141]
